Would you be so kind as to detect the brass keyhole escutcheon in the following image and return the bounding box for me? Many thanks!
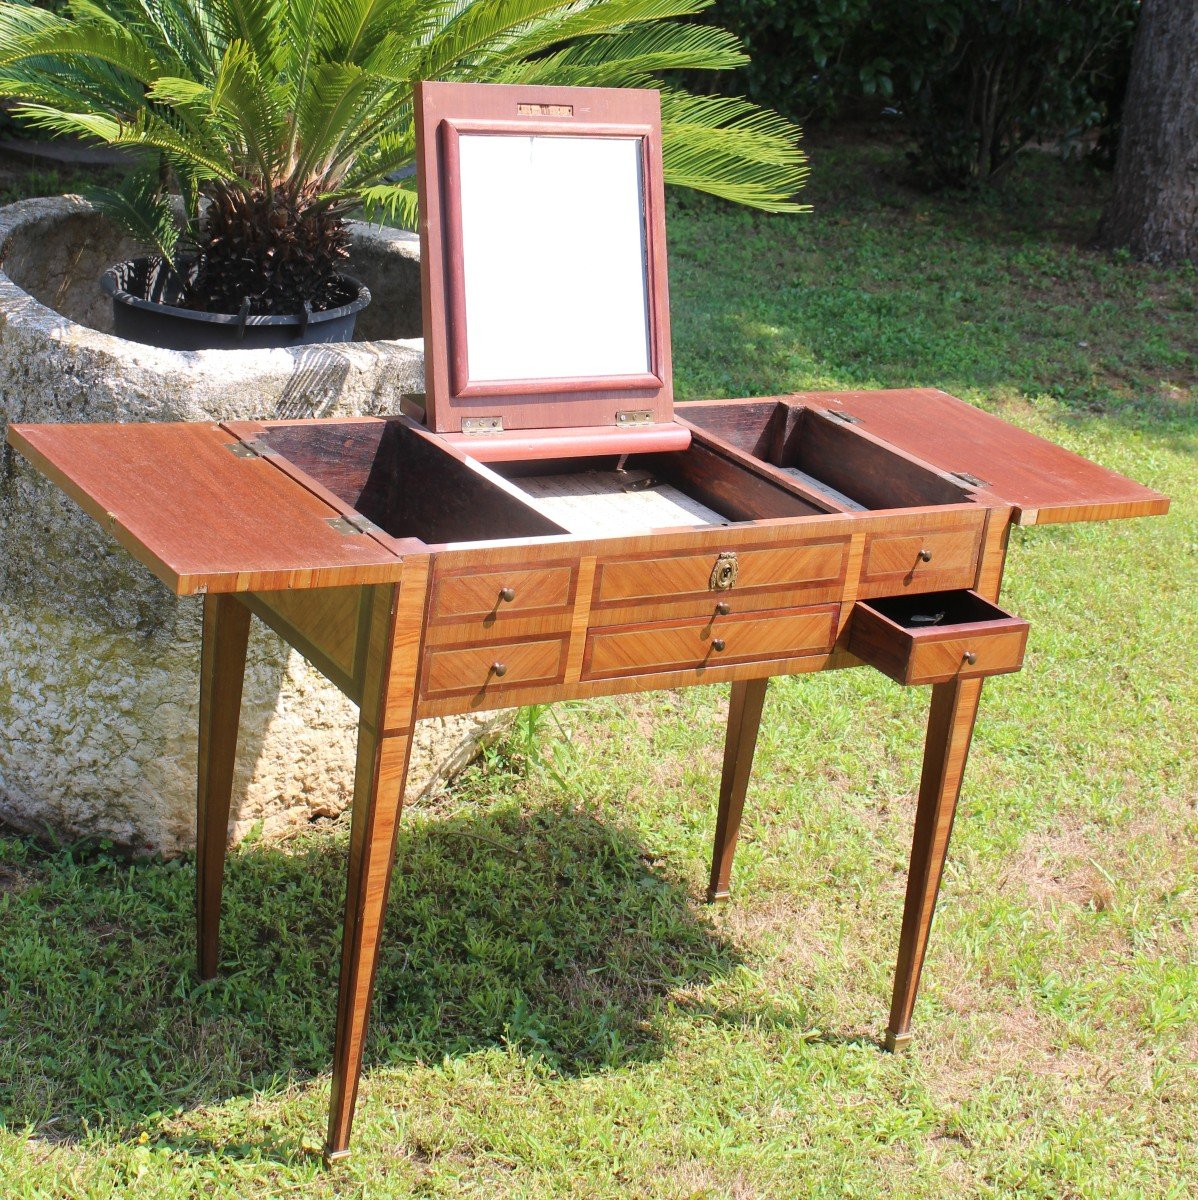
[709,552,738,592]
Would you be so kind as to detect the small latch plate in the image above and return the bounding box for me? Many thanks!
[709,551,739,591]
[616,409,653,427]
[227,438,273,458]
[462,416,504,435]
[824,410,860,425]
[950,470,991,489]
[327,513,384,536]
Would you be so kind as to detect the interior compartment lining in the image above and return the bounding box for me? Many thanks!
[511,469,726,535]
[864,590,1007,628]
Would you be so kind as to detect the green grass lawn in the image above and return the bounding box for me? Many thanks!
[1,135,1195,1198]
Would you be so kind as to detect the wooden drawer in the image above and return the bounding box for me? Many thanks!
[848,590,1028,686]
[860,526,981,594]
[431,564,575,620]
[591,539,849,625]
[583,604,839,681]
[427,563,576,645]
[422,637,569,699]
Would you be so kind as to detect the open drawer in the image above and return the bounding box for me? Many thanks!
[849,590,1029,686]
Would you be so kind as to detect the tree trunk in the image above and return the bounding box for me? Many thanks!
[1100,0,1197,263]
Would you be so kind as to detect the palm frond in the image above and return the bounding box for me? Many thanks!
[85,163,181,265]
[0,17,163,85]
[356,179,419,229]
[207,38,287,179]
[491,22,747,86]
[420,0,580,79]
[8,104,125,143]
[484,0,714,68]
[660,90,809,211]
[205,0,283,77]
[0,0,810,302]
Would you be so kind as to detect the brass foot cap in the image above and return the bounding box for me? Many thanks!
[706,888,731,904]
[884,1031,913,1053]
[323,1148,352,1167]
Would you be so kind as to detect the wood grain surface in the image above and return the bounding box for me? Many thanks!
[417,81,674,434]
[195,594,252,981]
[784,389,1169,525]
[886,676,985,1050]
[7,422,406,594]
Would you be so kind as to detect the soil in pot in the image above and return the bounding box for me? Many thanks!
[102,257,372,351]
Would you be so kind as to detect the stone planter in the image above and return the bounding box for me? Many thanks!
[0,195,507,856]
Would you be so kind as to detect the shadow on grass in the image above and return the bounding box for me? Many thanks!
[0,800,740,1149]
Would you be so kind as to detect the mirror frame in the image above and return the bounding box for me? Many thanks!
[416,81,674,435]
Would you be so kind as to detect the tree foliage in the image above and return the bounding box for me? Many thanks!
[703,0,1137,186]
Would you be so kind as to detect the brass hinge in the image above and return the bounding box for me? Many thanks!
[227,438,274,458]
[327,513,384,536]
[461,416,504,435]
[950,470,991,489]
[824,409,860,425]
[616,409,652,427]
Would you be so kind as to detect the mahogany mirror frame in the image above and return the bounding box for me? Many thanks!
[415,80,674,435]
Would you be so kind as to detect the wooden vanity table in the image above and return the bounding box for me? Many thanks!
[6,81,1168,1161]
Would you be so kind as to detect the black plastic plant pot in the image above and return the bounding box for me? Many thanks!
[101,257,371,351]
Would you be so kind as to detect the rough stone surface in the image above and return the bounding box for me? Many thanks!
[0,195,507,857]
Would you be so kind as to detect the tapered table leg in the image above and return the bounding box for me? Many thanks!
[324,721,414,1161]
[885,675,984,1052]
[196,593,251,981]
[707,677,769,903]
[324,578,427,1163]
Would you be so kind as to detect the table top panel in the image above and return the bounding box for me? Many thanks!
[8,422,406,595]
[721,389,1170,525]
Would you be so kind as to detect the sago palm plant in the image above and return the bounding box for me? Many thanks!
[0,0,808,316]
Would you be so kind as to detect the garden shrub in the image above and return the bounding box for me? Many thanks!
[702,0,1139,186]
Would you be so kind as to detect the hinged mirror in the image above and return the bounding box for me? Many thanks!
[416,81,678,446]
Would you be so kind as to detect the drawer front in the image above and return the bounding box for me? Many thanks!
[860,528,980,592]
[422,637,568,699]
[593,540,849,614]
[584,605,839,681]
[848,591,1029,687]
[907,628,1028,685]
[431,565,575,620]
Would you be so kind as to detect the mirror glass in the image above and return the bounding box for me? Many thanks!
[456,133,652,383]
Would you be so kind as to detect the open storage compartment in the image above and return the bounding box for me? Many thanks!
[248,418,571,546]
[849,589,1029,685]
[490,435,837,535]
[249,417,832,548]
[680,400,975,513]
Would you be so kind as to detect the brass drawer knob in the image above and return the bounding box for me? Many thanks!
[491,662,508,677]
[963,650,977,665]
[918,548,933,562]
[499,587,516,603]
[715,601,730,616]
[711,638,726,653]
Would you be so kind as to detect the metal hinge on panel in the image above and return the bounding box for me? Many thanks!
[327,513,384,536]
[824,409,860,425]
[616,409,652,427]
[461,416,504,435]
[227,438,274,458]
[950,470,991,489]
